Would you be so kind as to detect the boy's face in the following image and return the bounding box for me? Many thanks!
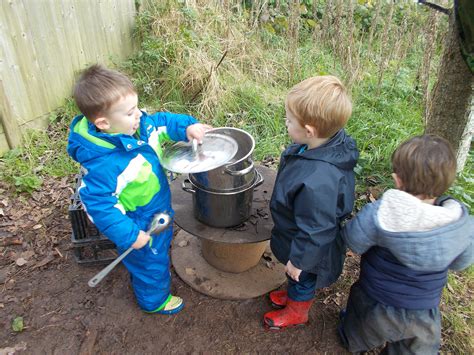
[96,93,142,135]
[285,109,311,145]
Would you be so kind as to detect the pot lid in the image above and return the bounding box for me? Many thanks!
[160,132,238,173]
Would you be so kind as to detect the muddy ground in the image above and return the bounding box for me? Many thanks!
[0,174,366,354]
[3,171,468,354]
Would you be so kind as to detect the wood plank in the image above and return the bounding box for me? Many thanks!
[0,0,35,123]
[0,133,12,156]
[0,0,137,152]
[0,81,22,148]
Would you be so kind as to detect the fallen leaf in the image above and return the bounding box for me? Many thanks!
[446,283,454,293]
[0,238,22,247]
[5,296,19,303]
[32,255,55,270]
[32,224,42,230]
[12,317,24,332]
[20,250,35,260]
[0,341,27,354]
[185,268,196,276]
[178,240,189,247]
[15,258,27,267]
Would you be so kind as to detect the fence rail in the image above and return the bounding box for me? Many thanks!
[0,0,137,154]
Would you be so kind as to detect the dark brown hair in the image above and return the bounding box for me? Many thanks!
[392,134,457,198]
[285,76,352,138]
[73,64,136,120]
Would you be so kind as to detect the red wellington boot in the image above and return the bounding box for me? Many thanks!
[263,298,314,330]
[269,290,288,309]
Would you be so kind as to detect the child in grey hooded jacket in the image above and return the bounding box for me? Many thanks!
[338,134,473,354]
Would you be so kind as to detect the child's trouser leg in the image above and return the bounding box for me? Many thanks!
[121,229,173,312]
[383,336,440,355]
[268,268,317,308]
[342,282,440,354]
[382,311,441,355]
[263,271,317,330]
[286,271,317,301]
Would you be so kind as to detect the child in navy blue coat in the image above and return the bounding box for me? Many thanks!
[264,76,359,330]
[339,135,473,354]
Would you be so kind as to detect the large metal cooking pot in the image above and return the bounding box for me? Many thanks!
[182,170,264,228]
[189,127,255,192]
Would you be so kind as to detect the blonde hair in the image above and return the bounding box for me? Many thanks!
[392,134,457,198]
[73,64,136,121]
[285,76,352,138]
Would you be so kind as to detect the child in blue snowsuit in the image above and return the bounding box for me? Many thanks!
[67,64,210,314]
[339,134,473,354]
[264,76,359,330]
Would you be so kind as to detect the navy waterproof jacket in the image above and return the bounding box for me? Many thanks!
[270,129,359,289]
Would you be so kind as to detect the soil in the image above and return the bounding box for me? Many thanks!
[0,175,362,354]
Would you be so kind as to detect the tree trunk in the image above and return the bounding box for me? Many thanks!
[425,10,474,172]
[456,93,473,171]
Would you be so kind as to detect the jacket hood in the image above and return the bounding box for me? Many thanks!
[373,191,473,271]
[67,115,124,165]
[378,189,463,232]
[287,129,359,171]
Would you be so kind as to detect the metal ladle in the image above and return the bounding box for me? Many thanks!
[88,212,171,287]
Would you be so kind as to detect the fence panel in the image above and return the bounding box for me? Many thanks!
[0,0,137,154]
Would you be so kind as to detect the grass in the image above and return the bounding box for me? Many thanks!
[441,266,474,353]
[0,99,79,193]
[0,1,472,352]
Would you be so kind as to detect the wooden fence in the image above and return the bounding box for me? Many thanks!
[0,0,137,154]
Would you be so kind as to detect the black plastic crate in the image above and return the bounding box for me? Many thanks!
[71,231,117,265]
[69,173,117,265]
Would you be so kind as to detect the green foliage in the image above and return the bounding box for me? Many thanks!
[0,99,79,193]
[449,151,474,211]
[441,266,474,353]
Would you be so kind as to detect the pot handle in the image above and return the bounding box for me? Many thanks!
[254,169,264,188]
[224,160,254,176]
[182,178,196,194]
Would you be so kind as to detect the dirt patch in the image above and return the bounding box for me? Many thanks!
[0,175,360,353]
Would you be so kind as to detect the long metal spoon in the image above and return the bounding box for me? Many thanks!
[88,212,171,287]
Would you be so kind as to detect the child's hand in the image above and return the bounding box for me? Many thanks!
[285,260,302,282]
[186,123,212,143]
[131,230,151,249]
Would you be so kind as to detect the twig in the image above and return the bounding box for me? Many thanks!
[190,50,228,102]
[40,307,63,318]
[54,247,63,258]
[34,323,61,332]
[0,238,23,247]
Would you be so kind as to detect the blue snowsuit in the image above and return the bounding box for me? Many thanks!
[67,111,197,312]
[270,129,359,300]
